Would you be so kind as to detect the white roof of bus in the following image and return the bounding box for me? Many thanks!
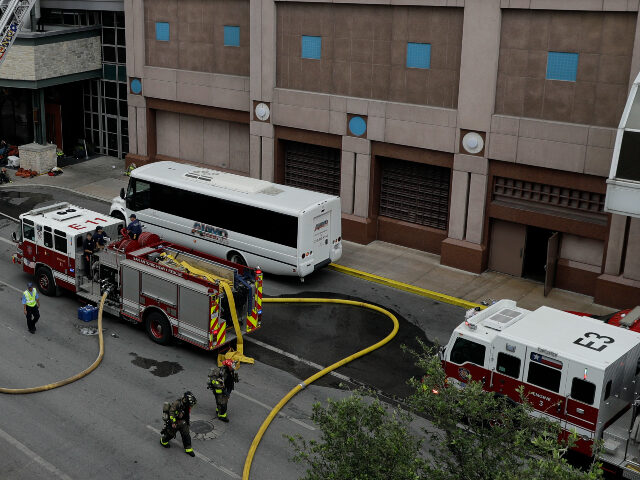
[478,305,640,368]
[131,161,338,215]
[22,204,122,234]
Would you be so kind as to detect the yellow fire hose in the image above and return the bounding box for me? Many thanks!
[0,291,107,394]
[242,297,399,480]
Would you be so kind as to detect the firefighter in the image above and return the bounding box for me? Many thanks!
[208,359,239,422]
[127,214,142,240]
[160,391,197,457]
[82,232,96,278]
[93,226,107,249]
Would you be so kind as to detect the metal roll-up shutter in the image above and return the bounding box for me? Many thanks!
[283,141,340,196]
[379,157,450,230]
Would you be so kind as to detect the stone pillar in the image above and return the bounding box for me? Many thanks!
[342,136,370,218]
[249,0,277,180]
[19,143,56,172]
[441,0,500,274]
[124,0,146,163]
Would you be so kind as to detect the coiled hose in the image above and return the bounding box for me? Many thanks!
[0,291,107,394]
[242,297,400,480]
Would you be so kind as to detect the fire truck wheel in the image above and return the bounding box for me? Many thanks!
[228,252,247,267]
[110,210,125,221]
[35,267,56,296]
[145,311,172,345]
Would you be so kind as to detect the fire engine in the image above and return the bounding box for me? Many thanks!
[442,299,640,479]
[11,203,263,350]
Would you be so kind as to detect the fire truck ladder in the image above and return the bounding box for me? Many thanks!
[0,0,37,67]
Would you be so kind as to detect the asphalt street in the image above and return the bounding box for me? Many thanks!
[0,186,463,479]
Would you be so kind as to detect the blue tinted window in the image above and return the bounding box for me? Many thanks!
[302,35,321,60]
[224,26,240,47]
[406,42,431,69]
[155,22,170,42]
[546,52,579,81]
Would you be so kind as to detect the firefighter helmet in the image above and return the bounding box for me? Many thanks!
[183,391,197,407]
[222,359,235,369]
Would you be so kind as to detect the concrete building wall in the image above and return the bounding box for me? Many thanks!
[496,10,636,127]
[156,110,250,173]
[276,4,463,107]
[0,35,101,81]
[144,0,250,76]
[124,0,640,307]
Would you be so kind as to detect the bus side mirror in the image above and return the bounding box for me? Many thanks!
[120,188,125,199]
[11,231,17,242]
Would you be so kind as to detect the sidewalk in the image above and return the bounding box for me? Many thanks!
[3,155,615,315]
[4,156,128,202]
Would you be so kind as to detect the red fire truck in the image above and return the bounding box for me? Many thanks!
[442,299,640,479]
[12,203,263,350]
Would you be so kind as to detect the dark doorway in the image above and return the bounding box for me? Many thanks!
[522,226,554,282]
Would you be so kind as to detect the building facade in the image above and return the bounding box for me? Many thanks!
[124,0,640,309]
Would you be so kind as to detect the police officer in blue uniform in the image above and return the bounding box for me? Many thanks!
[127,214,142,240]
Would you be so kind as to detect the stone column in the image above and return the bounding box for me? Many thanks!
[441,0,500,274]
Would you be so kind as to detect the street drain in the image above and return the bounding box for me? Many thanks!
[190,415,224,440]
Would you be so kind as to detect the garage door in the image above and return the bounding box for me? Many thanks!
[283,141,340,196]
[379,157,450,230]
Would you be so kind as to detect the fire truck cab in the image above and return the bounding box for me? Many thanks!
[12,202,124,295]
[443,299,640,472]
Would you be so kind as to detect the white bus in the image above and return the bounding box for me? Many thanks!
[110,161,342,277]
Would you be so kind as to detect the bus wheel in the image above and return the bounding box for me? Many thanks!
[145,311,172,345]
[35,267,56,296]
[228,252,247,267]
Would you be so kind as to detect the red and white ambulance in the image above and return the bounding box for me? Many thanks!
[443,299,640,478]
[12,202,124,295]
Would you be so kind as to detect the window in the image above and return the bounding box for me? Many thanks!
[604,379,612,400]
[449,337,486,367]
[527,362,562,393]
[224,26,240,47]
[571,378,596,405]
[147,182,299,248]
[546,52,578,82]
[23,220,34,241]
[126,179,152,211]
[155,22,170,42]
[496,352,521,379]
[54,230,67,254]
[44,229,53,249]
[301,35,321,60]
[406,42,431,69]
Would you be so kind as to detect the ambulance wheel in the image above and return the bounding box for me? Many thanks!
[228,251,246,267]
[35,267,56,296]
[145,311,172,345]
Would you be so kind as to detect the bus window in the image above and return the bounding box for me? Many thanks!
[496,352,521,378]
[570,378,596,405]
[23,219,35,241]
[127,179,151,211]
[450,337,486,366]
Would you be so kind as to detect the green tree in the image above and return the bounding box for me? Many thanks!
[407,341,603,480]
[287,391,427,480]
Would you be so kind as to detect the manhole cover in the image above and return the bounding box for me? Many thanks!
[74,324,106,336]
[190,415,224,440]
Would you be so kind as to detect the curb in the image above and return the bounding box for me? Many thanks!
[328,263,482,310]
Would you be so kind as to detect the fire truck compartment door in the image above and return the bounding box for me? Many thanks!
[121,265,140,316]
[178,286,209,344]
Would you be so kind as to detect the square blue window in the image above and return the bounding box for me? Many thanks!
[301,35,321,60]
[406,42,431,69]
[546,52,578,82]
[155,22,170,42]
[224,26,240,47]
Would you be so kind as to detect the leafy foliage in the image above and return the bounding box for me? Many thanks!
[287,391,426,480]
[406,340,603,480]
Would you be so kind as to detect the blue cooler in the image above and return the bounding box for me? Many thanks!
[78,306,93,322]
